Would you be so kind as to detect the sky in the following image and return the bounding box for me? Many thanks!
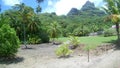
[0,0,104,15]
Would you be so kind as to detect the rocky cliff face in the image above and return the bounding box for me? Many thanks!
[81,1,96,11]
[67,8,79,16]
[67,1,105,16]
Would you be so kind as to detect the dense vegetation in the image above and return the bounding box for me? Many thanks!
[0,21,20,58]
[0,1,115,45]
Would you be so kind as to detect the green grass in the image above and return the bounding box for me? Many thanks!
[56,36,117,46]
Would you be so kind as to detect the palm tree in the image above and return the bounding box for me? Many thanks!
[13,3,35,48]
[36,0,44,3]
[36,0,44,13]
[28,15,41,34]
[103,0,120,40]
[47,21,61,44]
[36,5,41,14]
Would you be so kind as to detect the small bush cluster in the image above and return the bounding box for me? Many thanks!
[39,30,50,43]
[69,36,80,49]
[28,36,41,44]
[55,36,80,57]
[0,24,20,57]
[55,43,73,57]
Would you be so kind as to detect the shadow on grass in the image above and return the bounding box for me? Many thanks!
[105,39,120,50]
[0,57,24,64]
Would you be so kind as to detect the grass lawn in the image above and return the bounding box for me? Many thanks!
[56,36,117,46]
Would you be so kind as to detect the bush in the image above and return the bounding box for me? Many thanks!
[28,36,41,44]
[55,43,73,57]
[0,24,20,57]
[104,28,116,37]
[39,30,50,43]
[73,27,90,36]
[69,36,80,49]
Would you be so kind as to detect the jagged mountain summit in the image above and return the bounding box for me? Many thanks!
[67,1,105,16]
[81,0,96,11]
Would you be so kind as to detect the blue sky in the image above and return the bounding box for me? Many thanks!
[0,0,104,15]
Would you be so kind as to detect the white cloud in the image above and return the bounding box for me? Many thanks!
[43,0,104,15]
[2,0,23,6]
[55,0,104,15]
[54,0,87,15]
[48,0,53,6]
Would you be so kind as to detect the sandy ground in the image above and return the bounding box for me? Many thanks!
[0,43,120,68]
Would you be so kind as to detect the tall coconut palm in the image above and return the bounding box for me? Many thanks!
[36,5,41,14]
[28,15,41,34]
[13,3,34,48]
[103,0,120,40]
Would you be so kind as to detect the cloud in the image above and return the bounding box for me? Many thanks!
[48,0,53,6]
[42,0,56,13]
[2,0,23,6]
[54,0,87,15]
[43,0,104,15]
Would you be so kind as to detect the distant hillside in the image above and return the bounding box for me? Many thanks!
[67,1,105,16]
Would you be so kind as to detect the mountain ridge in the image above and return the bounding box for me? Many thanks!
[67,1,105,16]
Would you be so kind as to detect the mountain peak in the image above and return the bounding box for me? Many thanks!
[67,8,79,16]
[67,1,105,16]
[81,1,95,11]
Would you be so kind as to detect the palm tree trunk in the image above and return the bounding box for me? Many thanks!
[23,23,27,48]
[115,23,120,40]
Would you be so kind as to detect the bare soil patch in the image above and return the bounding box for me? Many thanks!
[0,43,120,68]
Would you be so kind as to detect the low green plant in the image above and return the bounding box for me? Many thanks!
[55,43,73,57]
[84,44,97,62]
[28,36,41,44]
[0,24,20,58]
[69,36,80,49]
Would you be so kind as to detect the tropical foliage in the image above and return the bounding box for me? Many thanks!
[0,0,117,46]
[55,43,73,57]
[0,24,20,57]
[102,0,120,39]
[69,36,80,49]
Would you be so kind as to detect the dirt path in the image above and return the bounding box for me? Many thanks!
[0,44,120,68]
[90,50,120,68]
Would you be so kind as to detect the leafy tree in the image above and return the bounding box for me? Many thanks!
[36,5,41,14]
[103,0,120,40]
[12,3,35,48]
[36,0,44,13]
[0,24,20,58]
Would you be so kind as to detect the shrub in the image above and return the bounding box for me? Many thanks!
[55,43,73,57]
[0,24,20,57]
[28,36,41,44]
[104,28,116,37]
[39,31,50,43]
[73,27,90,36]
[69,36,80,49]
